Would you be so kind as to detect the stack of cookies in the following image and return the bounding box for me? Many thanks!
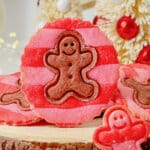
[0,18,149,150]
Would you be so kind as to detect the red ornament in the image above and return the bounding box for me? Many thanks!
[93,16,99,25]
[117,16,139,40]
[136,45,150,65]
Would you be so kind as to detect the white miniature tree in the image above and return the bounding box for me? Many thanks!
[95,0,150,64]
[38,0,83,22]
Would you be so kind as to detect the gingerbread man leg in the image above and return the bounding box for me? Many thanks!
[1,90,30,110]
[45,80,69,102]
[72,81,94,99]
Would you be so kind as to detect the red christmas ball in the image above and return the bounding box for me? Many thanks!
[117,16,139,40]
[136,45,150,65]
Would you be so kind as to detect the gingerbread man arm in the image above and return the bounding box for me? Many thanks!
[94,127,115,146]
[130,122,147,140]
[44,51,60,70]
[79,51,93,68]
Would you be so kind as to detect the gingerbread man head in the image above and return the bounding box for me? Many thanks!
[56,30,84,55]
[108,108,131,129]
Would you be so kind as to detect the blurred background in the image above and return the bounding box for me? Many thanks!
[0,0,95,74]
[0,0,38,74]
[2,0,38,39]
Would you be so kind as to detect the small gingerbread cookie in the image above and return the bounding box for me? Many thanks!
[21,18,119,127]
[122,78,150,109]
[118,64,150,122]
[0,78,30,111]
[93,105,149,150]
[0,73,40,125]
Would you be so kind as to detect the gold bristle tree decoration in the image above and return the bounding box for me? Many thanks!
[38,0,83,22]
[96,0,150,64]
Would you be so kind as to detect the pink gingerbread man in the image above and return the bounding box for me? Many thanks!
[93,105,149,150]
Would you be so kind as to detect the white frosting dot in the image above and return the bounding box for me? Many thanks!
[56,0,70,12]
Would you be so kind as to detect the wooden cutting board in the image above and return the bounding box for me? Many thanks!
[0,119,102,150]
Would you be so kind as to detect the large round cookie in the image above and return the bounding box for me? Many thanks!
[21,18,119,127]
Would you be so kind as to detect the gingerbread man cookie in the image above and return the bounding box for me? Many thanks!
[44,30,99,104]
[93,105,149,150]
[122,78,150,109]
[0,73,40,125]
[118,64,150,122]
[21,18,119,126]
[0,79,30,111]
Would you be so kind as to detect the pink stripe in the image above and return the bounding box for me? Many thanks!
[35,101,114,124]
[120,64,150,82]
[0,75,18,86]
[134,68,150,82]
[21,67,55,85]
[88,64,119,85]
[0,104,34,116]
[27,29,64,49]
[22,64,119,86]
[76,28,112,46]
[26,27,112,48]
